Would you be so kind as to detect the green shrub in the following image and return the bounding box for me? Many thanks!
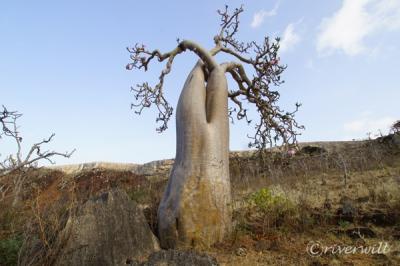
[0,235,23,266]
[338,220,351,228]
[249,188,294,213]
[243,188,298,232]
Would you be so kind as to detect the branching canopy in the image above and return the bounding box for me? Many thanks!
[126,5,304,149]
[0,106,75,175]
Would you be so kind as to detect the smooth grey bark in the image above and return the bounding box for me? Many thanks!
[130,7,300,250]
[158,62,232,248]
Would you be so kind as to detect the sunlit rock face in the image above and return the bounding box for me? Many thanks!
[157,63,232,249]
[54,189,159,266]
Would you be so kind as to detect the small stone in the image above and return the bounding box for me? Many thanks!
[235,247,247,256]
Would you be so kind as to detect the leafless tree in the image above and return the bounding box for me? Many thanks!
[391,120,400,134]
[127,5,303,149]
[0,105,75,205]
[126,5,304,248]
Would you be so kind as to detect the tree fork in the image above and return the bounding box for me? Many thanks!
[127,5,303,248]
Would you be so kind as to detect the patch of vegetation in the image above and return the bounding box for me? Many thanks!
[248,188,294,213]
[0,234,23,266]
[127,188,149,204]
[236,188,299,236]
[338,220,351,228]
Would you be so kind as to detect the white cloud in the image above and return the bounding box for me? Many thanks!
[344,115,395,136]
[251,1,280,28]
[317,0,400,56]
[280,22,301,53]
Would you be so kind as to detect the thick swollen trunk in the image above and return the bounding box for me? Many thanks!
[158,62,232,249]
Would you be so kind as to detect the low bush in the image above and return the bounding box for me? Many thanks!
[0,234,23,266]
[235,188,299,236]
[249,188,294,213]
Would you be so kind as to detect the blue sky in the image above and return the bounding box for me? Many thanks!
[1,0,399,165]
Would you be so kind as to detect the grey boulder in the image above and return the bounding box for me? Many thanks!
[55,189,159,266]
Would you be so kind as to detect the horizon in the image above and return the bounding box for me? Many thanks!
[41,138,389,167]
[1,0,399,165]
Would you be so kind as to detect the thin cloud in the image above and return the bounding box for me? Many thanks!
[344,115,395,136]
[251,0,280,28]
[317,0,400,56]
[280,22,301,53]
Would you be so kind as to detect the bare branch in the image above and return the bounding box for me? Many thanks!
[127,40,218,132]
[0,106,75,176]
[214,6,304,149]
[126,5,304,149]
[212,5,252,55]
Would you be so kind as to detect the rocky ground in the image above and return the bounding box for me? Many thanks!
[0,134,399,265]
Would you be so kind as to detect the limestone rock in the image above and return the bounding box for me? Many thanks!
[300,145,327,156]
[54,189,159,266]
[51,161,139,174]
[135,159,174,181]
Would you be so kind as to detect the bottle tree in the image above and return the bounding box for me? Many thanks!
[126,6,303,248]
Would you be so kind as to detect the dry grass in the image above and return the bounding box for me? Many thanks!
[0,135,399,265]
[213,135,400,265]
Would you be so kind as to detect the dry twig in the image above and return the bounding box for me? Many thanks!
[126,5,304,148]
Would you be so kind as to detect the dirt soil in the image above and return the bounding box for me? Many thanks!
[1,135,399,265]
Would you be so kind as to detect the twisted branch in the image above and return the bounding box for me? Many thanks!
[126,5,304,148]
[126,40,218,132]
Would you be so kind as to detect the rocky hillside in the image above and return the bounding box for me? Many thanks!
[51,159,174,180]
[0,134,399,265]
[52,136,399,180]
